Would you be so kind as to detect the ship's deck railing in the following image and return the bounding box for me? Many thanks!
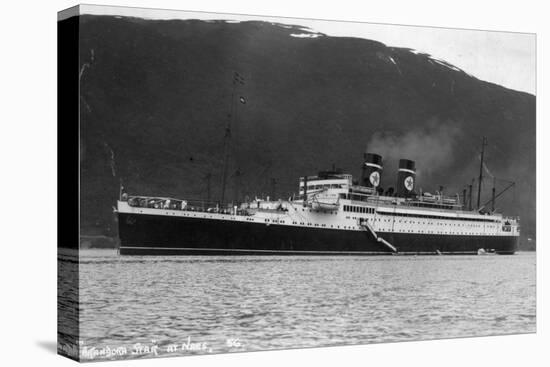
[123,195,252,216]
[338,194,519,219]
[340,194,462,212]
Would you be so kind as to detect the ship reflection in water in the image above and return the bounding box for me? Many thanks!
[63,249,536,361]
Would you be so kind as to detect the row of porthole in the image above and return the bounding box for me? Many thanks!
[270,216,501,233]
[143,209,252,222]
[288,221,358,230]
[370,224,499,235]
[379,213,499,223]
[390,229,499,235]
[350,216,491,228]
[264,219,286,224]
[395,220,495,227]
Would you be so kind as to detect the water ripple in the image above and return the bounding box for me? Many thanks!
[60,251,536,361]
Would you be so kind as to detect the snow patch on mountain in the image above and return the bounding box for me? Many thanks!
[290,33,322,38]
[408,48,472,76]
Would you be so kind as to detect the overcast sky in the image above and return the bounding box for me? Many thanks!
[78,5,536,95]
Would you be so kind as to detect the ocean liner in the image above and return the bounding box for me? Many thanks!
[116,145,520,256]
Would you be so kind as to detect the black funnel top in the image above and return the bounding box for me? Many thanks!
[398,159,416,171]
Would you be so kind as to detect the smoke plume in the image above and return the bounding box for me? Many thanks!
[366,120,461,188]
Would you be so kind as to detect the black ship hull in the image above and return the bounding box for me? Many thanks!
[117,213,518,256]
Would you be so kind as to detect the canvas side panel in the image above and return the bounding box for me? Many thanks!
[57,11,81,362]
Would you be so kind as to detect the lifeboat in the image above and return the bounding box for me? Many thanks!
[311,192,340,211]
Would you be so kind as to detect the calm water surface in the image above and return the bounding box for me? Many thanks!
[63,251,536,361]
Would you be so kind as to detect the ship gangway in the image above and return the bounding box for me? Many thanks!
[358,218,398,253]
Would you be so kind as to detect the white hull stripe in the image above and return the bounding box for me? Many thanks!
[119,246,480,255]
[365,163,383,170]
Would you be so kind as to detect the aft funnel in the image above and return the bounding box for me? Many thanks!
[396,159,416,197]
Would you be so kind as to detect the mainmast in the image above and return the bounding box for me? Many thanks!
[220,71,245,206]
[205,172,211,203]
[476,136,487,209]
